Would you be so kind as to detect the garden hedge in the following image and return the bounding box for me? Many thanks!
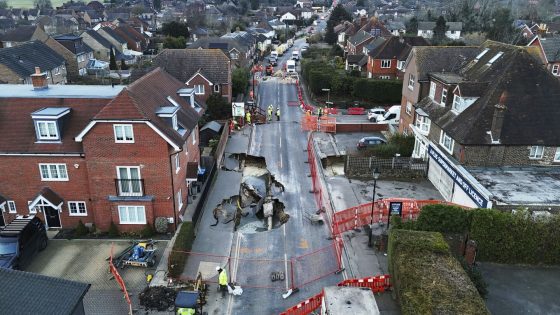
[352,78,403,104]
[415,204,471,234]
[167,222,195,278]
[388,229,489,315]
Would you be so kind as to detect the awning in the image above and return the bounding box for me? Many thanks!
[186,162,199,181]
[28,187,63,211]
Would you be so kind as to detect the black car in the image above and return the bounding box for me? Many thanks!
[357,136,387,149]
[0,216,48,269]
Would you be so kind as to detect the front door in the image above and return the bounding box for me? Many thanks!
[0,211,4,227]
[43,206,61,228]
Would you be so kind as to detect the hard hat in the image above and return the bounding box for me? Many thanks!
[216,266,221,271]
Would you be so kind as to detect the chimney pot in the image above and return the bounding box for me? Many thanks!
[31,66,48,90]
[35,67,41,74]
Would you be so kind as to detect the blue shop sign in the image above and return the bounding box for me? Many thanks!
[428,145,488,208]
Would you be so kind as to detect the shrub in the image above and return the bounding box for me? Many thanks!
[141,224,155,238]
[416,204,470,234]
[168,222,196,278]
[74,220,88,237]
[364,134,415,158]
[388,229,489,315]
[154,217,169,234]
[352,79,403,103]
[108,221,119,238]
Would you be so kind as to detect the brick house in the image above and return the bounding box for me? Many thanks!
[528,36,560,78]
[398,46,479,135]
[0,68,203,232]
[80,29,114,62]
[366,36,429,80]
[147,49,232,103]
[0,41,67,84]
[51,34,94,77]
[346,30,374,55]
[408,41,560,208]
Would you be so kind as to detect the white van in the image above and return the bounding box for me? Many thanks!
[286,60,296,74]
[292,50,300,61]
[375,105,400,124]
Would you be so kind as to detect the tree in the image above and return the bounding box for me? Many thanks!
[109,48,117,70]
[163,36,186,49]
[153,0,161,10]
[485,8,516,43]
[405,16,418,35]
[232,67,249,96]
[324,21,337,45]
[162,21,190,38]
[34,0,52,9]
[205,93,231,120]
[356,0,365,6]
[329,4,351,25]
[330,44,344,57]
[0,0,7,9]
[120,59,128,70]
[250,0,259,10]
[432,16,447,44]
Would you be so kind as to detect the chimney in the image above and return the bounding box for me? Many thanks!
[31,67,48,90]
[360,16,367,27]
[491,92,507,143]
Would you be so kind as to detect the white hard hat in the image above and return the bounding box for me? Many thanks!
[216,266,221,271]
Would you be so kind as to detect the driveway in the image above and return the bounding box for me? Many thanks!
[26,239,167,314]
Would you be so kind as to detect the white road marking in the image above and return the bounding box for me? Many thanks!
[283,224,289,290]
[226,232,242,315]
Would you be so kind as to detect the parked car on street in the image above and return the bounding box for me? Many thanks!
[357,136,387,149]
[0,215,48,269]
[367,108,386,122]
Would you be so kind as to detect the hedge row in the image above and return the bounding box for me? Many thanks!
[167,222,195,278]
[388,229,489,315]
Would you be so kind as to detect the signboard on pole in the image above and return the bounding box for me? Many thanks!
[389,202,403,216]
[232,102,245,117]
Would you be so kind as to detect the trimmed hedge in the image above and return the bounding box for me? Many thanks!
[167,222,196,278]
[415,204,470,234]
[388,229,489,315]
[352,78,403,104]
[363,133,415,158]
[470,208,560,265]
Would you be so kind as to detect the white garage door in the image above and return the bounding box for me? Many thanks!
[428,159,454,201]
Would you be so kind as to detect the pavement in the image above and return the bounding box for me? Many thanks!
[26,239,167,315]
[479,262,560,315]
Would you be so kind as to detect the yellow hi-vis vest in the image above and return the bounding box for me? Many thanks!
[219,269,228,286]
[177,307,195,315]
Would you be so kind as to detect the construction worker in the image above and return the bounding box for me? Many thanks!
[276,107,280,121]
[211,205,222,227]
[217,266,228,297]
[245,111,251,125]
[267,105,273,122]
[177,307,195,315]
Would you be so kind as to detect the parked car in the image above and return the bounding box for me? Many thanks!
[0,215,48,269]
[301,45,308,52]
[270,58,277,66]
[375,105,400,124]
[367,108,386,122]
[357,136,387,149]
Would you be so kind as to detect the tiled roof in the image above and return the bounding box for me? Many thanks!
[418,21,463,31]
[537,36,560,62]
[151,49,230,84]
[0,268,90,315]
[413,46,479,81]
[0,41,65,78]
[346,53,365,64]
[369,36,429,60]
[83,29,113,49]
[95,68,203,145]
[101,26,127,44]
[348,30,373,46]
[0,25,36,42]
[54,34,93,55]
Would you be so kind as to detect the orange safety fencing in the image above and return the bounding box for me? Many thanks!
[301,116,336,133]
[280,275,392,315]
[332,198,467,235]
[109,243,132,314]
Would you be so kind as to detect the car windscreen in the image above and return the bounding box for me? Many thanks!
[0,239,17,255]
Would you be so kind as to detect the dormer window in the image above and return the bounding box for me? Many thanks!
[36,121,59,140]
[31,107,70,142]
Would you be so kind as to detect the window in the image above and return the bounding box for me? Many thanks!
[36,121,59,140]
[380,75,390,79]
[406,101,412,115]
[8,201,16,213]
[474,48,489,61]
[39,163,68,181]
[429,82,436,99]
[415,115,430,134]
[529,146,544,159]
[440,89,448,105]
[439,131,454,154]
[381,59,391,68]
[175,154,180,173]
[68,201,87,216]
[114,124,134,143]
[486,52,504,65]
[194,85,205,95]
[28,201,36,214]
[408,73,415,90]
[397,61,405,70]
[177,189,183,209]
[118,205,146,224]
[54,67,60,75]
[553,65,559,76]
[214,84,220,93]
[555,147,560,162]
[117,166,142,196]
[452,94,462,112]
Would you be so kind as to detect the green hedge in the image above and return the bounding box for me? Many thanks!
[470,208,560,264]
[363,133,415,158]
[415,204,470,234]
[388,229,489,315]
[167,222,196,278]
[352,78,403,104]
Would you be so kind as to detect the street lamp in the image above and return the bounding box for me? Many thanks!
[368,168,381,247]
[321,88,331,105]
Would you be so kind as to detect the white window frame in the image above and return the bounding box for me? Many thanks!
[452,94,462,112]
[36,121,59,140]
[113,124,134,143]
[408,73,415,90]
[68,201,87,216]
[172,114,178,131]
[175,154,180,173]
[116,166,142,196]
[192,127,197,145]
[214,84,220,93]
[415,115,430,134]
[28,201,37,214]
[429,82,436,99]
[381,59,391,68]
[554,147,560,162]
[118,205,146,224]
[194,85,205,95]
[440,89,448,105]
[39,163,69,181]
[552,65,559,76]
[405,101,412,115]
[397,60,405,70]
[529,146,544,159]
[439,131,454,154]
[8,201,16,213]
[177,188,183,209]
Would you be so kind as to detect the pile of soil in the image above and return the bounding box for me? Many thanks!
[139,286,176,311]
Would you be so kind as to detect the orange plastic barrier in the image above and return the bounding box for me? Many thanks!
[279,292,324,315]
[347,107,365,115]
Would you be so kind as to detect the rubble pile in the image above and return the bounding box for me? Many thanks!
[139,286,176,311]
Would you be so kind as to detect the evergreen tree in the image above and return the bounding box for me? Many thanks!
[406,16,418,34]
[250,0,259,10]
[109,48,117,70]
[486,8,516,43]
[324,21,337,45]
[206,93,230,120]
[432,16,447,44]
[329,4,351,25]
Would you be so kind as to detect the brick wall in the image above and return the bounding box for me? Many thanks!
[399,58,421,134]
[368,58,398,79]
[336,123,389,133]
[188,74,214,104]
[462,145,559,167]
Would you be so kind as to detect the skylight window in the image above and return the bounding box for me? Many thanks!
[486,52,504,65]
[474,48,489,61]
